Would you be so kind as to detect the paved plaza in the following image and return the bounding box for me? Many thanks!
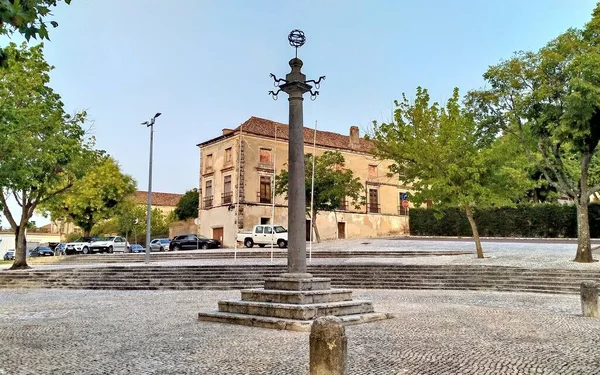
[1,238,600,374]
[1,288,600,374]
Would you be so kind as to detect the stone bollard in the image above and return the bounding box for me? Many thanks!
[310,316,347,375]
[580,281,599,318]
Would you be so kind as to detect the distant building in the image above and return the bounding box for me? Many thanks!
[197,116,413,247]
[132,191,183,216]
[47,191,184,239]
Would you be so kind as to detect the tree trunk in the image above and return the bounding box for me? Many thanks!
[312,211,321,243]
[465,204,484,259]
[574,198,593,263]
[10,225,30,270]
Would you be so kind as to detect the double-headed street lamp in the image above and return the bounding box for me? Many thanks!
[142,112,162,264]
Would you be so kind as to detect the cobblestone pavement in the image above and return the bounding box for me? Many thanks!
[1,288,599,374]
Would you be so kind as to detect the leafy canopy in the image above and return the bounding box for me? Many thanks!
[174,188,199,220]
[466,4,600,262]
[275,150,364,214]
[0,0,72,41]
[372,87,533,210]
[41,156,137,236]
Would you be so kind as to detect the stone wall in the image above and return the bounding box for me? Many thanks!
[169,219,198,238]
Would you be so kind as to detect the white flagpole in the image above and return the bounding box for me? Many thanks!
[234,126,243,261]
[270,124,277,263]
[309,120,317,263]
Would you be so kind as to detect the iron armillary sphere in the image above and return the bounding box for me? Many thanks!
[268,29,325,101]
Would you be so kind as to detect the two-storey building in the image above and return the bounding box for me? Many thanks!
[197,116,412,247]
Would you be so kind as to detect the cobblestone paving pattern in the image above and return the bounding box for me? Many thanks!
[1,289,599,374]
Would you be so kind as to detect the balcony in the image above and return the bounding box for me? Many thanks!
[222,191,233,205]
[338,199,348,211]
[257,192,272,204]
[367,203,380,214]
[203,196,213,209]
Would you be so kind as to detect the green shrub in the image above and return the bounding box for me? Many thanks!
[409,203,589,238]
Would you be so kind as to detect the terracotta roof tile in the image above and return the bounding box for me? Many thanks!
[198,116,374,154]
[134,191,183,207]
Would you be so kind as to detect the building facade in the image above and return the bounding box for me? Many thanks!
[197,116,413,247]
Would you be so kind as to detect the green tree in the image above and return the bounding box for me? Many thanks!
[275,151,364,242]
[467,5,600,262]
[174,188,199,220]
[372,87,533,258]
[0,43,96,269]
[0,0,72,41]
[114,202,172,246]
[114,199,145,242]
[41,156,137,236]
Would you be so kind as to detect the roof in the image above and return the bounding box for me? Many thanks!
[197,116,374,154]
[134,191,183,207]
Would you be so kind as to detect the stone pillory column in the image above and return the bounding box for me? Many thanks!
[196,30,390,332]
[269,30,325,277]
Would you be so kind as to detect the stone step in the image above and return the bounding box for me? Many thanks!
[197,311,392,332]
[217,299,374,320]
[263,277,331,291]
[240,289,353,304]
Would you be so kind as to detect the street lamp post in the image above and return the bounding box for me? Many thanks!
[269,30,325,277]
[142,112,162,264]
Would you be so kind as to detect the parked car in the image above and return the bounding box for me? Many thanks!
[169,234,221,250]
[65,237,101,255]
[29,246,54,257]
[236,225,288,248]
[3,250,14,261]
[89,236,129,253]
[129,244,145,253]
[150,238,170,252]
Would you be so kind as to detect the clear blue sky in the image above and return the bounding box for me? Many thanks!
[4,0,599,225]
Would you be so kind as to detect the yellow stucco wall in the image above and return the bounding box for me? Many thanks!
[198,131,414,247]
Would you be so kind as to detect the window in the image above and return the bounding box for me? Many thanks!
[260,148,272,164]
[261,217,270,224]
[338,197,348,211]
[264,226,273,234]
[225,147,232,164]
[259,176,272,203]
[204,180,213,209]
[368,164,377,177]
[205,180,213,197]
[255,226,264,234]
[205,154,213,172]
[222,175,232,204]
[368,188,379,213]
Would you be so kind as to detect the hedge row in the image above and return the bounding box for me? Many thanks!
[409,204,600,238]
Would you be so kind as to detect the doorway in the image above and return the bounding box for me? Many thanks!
[306,219,312,241]
[337,222,346,239]
[212,227,224,243]
[261,217,270,225]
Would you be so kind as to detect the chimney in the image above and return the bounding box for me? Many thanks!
[222,128,234,135]
[349,126,360,149]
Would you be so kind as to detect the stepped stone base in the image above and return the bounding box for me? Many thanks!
[198,275,393,331]
[198,311,392,332]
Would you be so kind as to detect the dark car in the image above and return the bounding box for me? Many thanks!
[3,250,15,261]
[129,244,145,253]
[169,234,221,250]
[29,246,54,257]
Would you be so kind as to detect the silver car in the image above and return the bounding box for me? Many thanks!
[149,238,170,252]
